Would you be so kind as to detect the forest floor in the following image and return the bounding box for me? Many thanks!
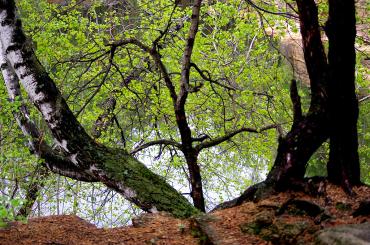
[0,183,370,245]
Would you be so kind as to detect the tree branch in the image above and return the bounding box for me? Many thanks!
[109,38,178,104]
[246,0,298,19]
[191,134,210,143]
[76,46,116,117]
[196,124,279,151]
[130,139,182,155]
[17,166,49,217]
[190,62,236,91]
[359,94,370,103]
[152,2,178,46]
[113,115,126,148]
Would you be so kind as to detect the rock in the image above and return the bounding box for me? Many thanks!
[258,200,281,210]
[239,210,274,235]
[277,199,324,217]
[353,200,370,217]
[132,213,156,227]
[267,219,310,244]
[316,222,370,245]
[240,211,314,244]
[132,212,171,228]
[280,34,311,86]
[260,219,310,244]
[190,214,220,245]
[254,210,274,226]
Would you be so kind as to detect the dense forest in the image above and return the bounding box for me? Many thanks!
[0,0,369,242]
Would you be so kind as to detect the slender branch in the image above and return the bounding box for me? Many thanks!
[113,115,126,148]
[177,0,202,109]
[109,38,152,52]
[76,46,116,117]
[150,48,178,104]
[196,124,278,151]
[246,0,298,19]
[284,0,299,15]
[109,39,178,104]
[66,67,109,101]
[130,139,181,155]
[152,2,178,46]
[190,62,236,91]
[192,134,210,143]
[359,94,370,103]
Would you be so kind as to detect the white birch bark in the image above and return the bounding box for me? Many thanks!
[0,43,96,181]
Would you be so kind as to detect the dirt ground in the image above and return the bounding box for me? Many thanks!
[0,183,369,245]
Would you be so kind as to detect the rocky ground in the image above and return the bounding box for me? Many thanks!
[1,183,370,245]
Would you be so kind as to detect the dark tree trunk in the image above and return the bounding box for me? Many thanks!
[216,0,362,210]
[264,0,330,189]
[205,0,334,211]
[176,108,205,212]
[266,113,328,189]
[176,0,206,212]
[326,0,361,189]
[184,149,205,212]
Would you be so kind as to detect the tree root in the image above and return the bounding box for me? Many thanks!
[212,176,344,212]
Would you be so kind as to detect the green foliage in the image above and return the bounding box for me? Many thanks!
[0,196,26,228]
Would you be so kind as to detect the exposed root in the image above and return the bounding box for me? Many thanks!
[213,176,338,212]
[212,181,276,211]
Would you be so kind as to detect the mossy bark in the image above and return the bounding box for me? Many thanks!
[92,147,198,218]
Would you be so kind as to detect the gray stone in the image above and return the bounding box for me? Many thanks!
[316,222,370,245]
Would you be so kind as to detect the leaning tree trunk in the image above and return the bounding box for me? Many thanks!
[0,0,197,218]
[326,0,361,189]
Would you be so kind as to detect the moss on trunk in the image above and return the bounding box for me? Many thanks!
[92,147,198,218]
